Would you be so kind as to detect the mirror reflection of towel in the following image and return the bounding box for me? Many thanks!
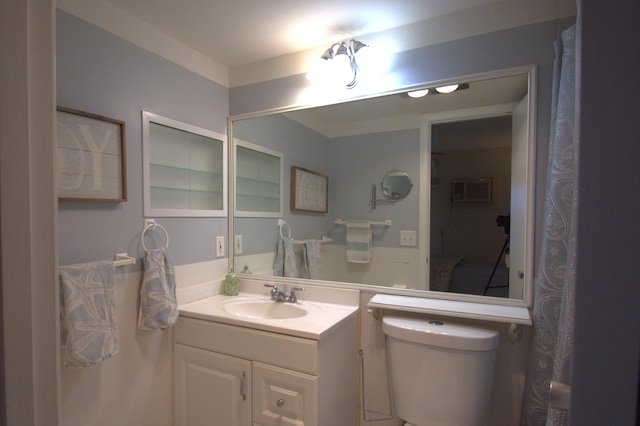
[138,249,178,330]
[305,239,322,279]
[346,220,372,263]
[274,238,324,279]
[59,261,118,368]
[274,238,307,278]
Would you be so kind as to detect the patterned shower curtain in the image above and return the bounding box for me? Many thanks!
[520,24,578,426]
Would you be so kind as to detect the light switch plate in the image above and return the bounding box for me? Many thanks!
[400,230,417,246]
[234,235,243,254]
[216,236,224,257]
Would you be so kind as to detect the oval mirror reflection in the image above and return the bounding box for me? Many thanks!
[381,170,413,200]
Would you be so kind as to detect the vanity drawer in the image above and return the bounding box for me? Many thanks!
[174,316,319,375]
[252,362,318,426]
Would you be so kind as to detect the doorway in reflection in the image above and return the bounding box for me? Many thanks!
[430,116,512,297]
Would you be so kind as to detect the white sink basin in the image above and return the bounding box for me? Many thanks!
[178,287,359,339]
[222,300,305,319]
[221,299,321,320]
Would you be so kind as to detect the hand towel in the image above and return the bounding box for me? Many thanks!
[59,261,119,368]
[274,238,302,278]
[138,248,178,330]
[346,220,372,263]
[304,239,322,279]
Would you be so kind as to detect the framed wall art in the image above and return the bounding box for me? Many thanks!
[56,106,127,202]
[290,166,328,213]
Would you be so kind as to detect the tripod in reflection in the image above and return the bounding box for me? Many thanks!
[482,237,509,295]
[483,214,510,296]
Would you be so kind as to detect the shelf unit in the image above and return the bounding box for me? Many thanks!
[142,112,227,217]
[234,139,283,218]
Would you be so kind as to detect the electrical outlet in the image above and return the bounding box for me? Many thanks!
[216,236,224,257]
[400,230,417,247]
[234,235,243,254]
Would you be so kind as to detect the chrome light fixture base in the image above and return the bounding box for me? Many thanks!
[321,39,368,89]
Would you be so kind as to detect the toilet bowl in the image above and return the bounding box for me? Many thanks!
[383,316,500,426]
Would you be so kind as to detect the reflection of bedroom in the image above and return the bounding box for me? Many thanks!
[430,116,512,297]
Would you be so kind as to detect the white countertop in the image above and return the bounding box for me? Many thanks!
[179,292,359,340]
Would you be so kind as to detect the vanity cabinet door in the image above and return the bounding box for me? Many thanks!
[252,362,318,426]
[174,344,251,426]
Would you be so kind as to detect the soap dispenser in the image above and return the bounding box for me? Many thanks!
[223,272,238,296]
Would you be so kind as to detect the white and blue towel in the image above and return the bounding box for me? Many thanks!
[138,248,178,330]
[304,239,322,279]
[274,238,305,278]
[59,261,119,368]
[346,220,372,263]
[274,238,323,279]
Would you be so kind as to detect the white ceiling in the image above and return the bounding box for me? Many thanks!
[100,0,503,67]
[284,72,529,137]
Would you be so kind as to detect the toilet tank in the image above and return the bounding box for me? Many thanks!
[382,316,500,426]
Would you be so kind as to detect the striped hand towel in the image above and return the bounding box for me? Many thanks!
[346,220,372,263]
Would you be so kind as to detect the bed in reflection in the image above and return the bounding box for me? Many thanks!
[430,257,509,298]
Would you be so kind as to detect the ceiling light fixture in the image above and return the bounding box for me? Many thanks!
[321,39,368,89]
[404,83,469,99]
[435,84,460,94]
[407,89,430,98]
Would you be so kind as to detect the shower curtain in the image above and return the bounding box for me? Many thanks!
[520,24,578,426]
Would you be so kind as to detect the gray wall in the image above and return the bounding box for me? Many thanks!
[234,114,420,255]
[328,129,420,247]
[57,10,229,266]
[233,114,332,254]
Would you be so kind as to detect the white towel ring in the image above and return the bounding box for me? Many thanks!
[279,220,291,240]
[141,221,169,251]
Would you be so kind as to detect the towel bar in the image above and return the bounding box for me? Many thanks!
[114,253,136,267]
[278,219,332,244]
[334,219,392,227]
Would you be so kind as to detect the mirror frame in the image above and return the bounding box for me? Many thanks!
[380,170,413,200]
[228,65,536,309]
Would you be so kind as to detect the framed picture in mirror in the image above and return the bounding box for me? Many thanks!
[290,166,328,213]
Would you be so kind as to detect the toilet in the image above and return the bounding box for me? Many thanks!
[382,315,500,426]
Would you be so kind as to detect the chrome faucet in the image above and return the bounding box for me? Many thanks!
[264,284,287,302]
[287,286,305,303]
[264,284,305,303]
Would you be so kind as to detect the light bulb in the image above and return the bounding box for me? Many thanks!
[435,84,459,94]
[407,89,429,98]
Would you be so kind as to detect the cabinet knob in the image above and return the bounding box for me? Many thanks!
[276,398,285,407]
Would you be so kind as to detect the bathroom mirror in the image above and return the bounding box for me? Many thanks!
[231,66,535,306]
[381,170,412,200]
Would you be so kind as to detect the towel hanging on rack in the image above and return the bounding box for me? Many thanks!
[138,220,178,330]
[274,237,309,278]
[59,261,119,368]
[138,248,178,330]
[275,220,322,278]
[305,239,322,279]
[346,220,372,263]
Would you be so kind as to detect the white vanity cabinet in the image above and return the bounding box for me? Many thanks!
[174,344,252,426]
[173,314,358,426]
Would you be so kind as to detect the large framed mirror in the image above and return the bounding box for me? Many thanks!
[230,66,535,307]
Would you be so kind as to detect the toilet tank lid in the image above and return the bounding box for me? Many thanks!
[382,316,499,351]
